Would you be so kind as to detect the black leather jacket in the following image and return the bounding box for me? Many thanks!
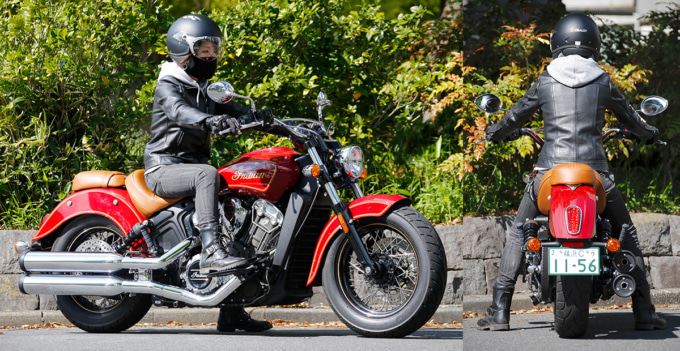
[143,70,249,170]
[486,69,658,171]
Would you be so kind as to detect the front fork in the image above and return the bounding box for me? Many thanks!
[307,146,377,273]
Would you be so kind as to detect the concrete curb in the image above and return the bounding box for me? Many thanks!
[0,305,463,328]
[463,288,680,314]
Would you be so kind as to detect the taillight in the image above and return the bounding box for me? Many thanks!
[566,206,582,234]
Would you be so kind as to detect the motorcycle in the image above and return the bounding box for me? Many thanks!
[474,93,668,338]
[14,82,447,338]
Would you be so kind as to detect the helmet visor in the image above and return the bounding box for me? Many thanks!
[187,36,224,62]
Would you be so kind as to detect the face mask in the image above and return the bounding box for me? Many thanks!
[185,56,217,80]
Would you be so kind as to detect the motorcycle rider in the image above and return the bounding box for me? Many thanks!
[143,14,271,332]
[477,13,666,331]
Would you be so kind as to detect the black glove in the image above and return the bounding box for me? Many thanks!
[485,123,503,143]
[505,128,522,142]
[645,128,660,145]
[205,115,240,136]
[253,108,274,124]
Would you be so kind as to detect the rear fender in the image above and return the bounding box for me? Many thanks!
[32,188,146,242]
[549,185,597,240]
[306,195,410,286]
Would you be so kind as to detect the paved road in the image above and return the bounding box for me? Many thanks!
[0,326,462,351]
[464,307,680,350]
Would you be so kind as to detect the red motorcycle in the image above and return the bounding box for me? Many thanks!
[475,93,667,338]
[15,83,447,337]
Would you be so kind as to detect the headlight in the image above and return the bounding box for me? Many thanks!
[339,146,364,179]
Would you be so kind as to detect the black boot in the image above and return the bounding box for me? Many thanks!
[217,306,272,332]
[477,285,514,331]
[199,224,246,274]
[632,285,666,330]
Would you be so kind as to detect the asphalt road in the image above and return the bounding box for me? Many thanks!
[0,326,462,351]
[464,306,680,350]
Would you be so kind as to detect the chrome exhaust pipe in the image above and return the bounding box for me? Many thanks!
[19,273,241,307]
[19,239,193,273]
[612,250,636,274]
[612,273,636,297]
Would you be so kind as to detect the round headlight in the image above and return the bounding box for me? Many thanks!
[339,146,364,179]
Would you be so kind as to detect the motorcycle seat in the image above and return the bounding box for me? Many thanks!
[537,163,606,215]
[72,171,127,191]
[125,169,182,219]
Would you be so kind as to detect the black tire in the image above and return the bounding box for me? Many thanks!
[52,216,152,333]
[322,206,447,338]
[554,275,592,338]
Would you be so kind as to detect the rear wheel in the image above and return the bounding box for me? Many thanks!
[554,275,592,338]
[322,206,447,338]
[52,216,152,333]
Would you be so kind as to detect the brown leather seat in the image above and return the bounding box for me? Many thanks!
[537,163,606,215]
[72,171,126,191]
[125,169,182,219]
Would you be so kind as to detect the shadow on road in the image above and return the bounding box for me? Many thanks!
[580,311,679,340]
[121,327,462,339]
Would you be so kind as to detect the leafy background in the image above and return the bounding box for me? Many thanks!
[1,0,678,230]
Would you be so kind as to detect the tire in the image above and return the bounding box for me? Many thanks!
[322,206,447,338]
[52,216,152,333]
[554,275,592,338]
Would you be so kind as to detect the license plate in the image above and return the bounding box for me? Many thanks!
[548,248,600,275]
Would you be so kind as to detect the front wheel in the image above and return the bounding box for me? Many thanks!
[322,206,447,338]
[52,216,152,333]
[554,275,592,338]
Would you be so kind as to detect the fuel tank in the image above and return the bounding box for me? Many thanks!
[218,147,301,202]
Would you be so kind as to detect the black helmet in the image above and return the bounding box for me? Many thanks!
[550,13,601,59]
[166,14,224,67]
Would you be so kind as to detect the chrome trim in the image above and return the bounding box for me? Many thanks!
[20,239,193,273]
[19,274,241,307]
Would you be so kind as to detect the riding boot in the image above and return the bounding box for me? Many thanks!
[632,285,666,330]
[477,285,514,331]
[217,306,273,332]
[199,224,246,273]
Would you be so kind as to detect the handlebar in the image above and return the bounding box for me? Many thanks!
[478,128,666,145]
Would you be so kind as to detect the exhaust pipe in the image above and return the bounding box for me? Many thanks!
[612,273,635,297]
[19,239,193,273]
[19,273,242,307]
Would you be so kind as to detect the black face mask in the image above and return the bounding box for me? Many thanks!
[186,56,217,80]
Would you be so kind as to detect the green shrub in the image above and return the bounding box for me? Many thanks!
[0,0,172,228]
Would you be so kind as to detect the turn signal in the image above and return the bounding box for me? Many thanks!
[526,237,541,252]
[337,214,350,233]
[311,164,321,178]
[606,238,621,253]
[359,168,368,180]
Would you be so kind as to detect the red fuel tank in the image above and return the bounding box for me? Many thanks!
[218,147,301,202]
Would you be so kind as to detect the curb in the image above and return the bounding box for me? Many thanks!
[463,288,680,314]
[0,305,463,328]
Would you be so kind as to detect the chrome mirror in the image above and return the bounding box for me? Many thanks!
[317,91,332,122]
[474,93,505,114]
[639,95,668,116]
[207,81,257,111]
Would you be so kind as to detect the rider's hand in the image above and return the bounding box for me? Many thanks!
[645,128,660,145]
[485,123,503,144]
[253,108,274,124]
[205,115,240,136]
[505,128,522,142]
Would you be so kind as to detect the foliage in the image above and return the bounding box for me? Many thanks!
[0,0,172,228]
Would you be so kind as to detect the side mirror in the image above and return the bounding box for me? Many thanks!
[317,91,332,122]
[207,81,235,104]
[207,81,257,111]
[475,93,504,114]
[639,95,668,116]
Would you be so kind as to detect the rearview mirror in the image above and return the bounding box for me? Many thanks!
[639,95,668,116]
[475,93,504,114]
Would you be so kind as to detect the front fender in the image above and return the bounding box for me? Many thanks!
[306,194,410,286]
[33,188,146,242]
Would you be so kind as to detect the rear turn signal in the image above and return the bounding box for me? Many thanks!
[526,237,541,252]
[606,238,621,253]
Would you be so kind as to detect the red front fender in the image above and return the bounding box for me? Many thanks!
[32,188,146,242]
[306,194,411,286]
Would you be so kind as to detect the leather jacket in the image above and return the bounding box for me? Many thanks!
[144,62,249,170]
[486,56,658,172]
